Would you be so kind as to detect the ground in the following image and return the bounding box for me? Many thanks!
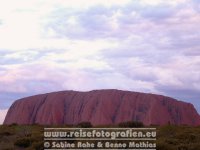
[0,123,200,150]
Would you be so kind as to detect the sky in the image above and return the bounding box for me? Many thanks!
[0,0,200,124]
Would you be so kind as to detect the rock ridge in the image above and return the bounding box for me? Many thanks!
[3,90,200,126]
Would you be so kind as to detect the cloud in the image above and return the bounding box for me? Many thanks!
[0,109,8,124]
[100,41,200,110]
[43,2,147,39]
[0,0,200,114]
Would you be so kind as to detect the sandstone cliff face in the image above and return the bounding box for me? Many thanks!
[3,90,200,126]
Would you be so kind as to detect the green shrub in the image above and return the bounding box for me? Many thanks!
[14,137,32,148]
[0,142,14,150]
[165,139,179,145]
[156,140,175,150]
[77,122,93,128]
[9,123,18,126]
[118,121,144,128]
[176,144,189,150]
[0,126,15,136]
[0,131,13,136]
[188,143,200,150]
[32,141,44,150]
[158,125,177,137]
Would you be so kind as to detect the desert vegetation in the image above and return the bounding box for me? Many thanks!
[0,122,200,150]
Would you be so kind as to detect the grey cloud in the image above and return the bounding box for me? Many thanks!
[42,1,200,115]
[0,92,31,108]
[1,0,200,114]
[0,65,67,109]
[0,49,66,65]
[99,45,200,113]
[155,84,200,111]
[45,5,115,39]
[44,1,181,39]
[139,4,176,21]
[192,0,200,12]
[156,85,200,101]
[184,49,200,56]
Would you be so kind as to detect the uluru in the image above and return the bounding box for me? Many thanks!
[3,89,200,126]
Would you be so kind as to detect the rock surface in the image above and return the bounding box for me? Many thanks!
[3,90,200,126]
